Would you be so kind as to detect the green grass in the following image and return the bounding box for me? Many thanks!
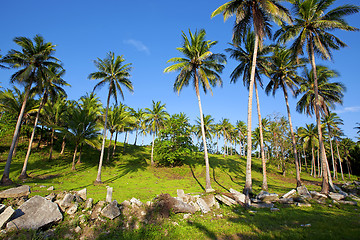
[0,137,359,239]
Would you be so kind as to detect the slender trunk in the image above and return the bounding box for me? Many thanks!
[134,129,138,145]
[283,87,301,187]
[335,140,344,181]
[150,133,155,166]
[304,149,308,172]
[106,132,113,162]
[239,132,242,157]
[223,135,226,157]
[20,90,47,179]
[77,143,83,164]
[112,131,118,158]
[328,125,336,179]
[60,135,66,154]
[95,86,112,184]
[49,128,55,160]
[123,131,128,153]
[37,125,44,149]
[311,146,315,176]
[345,158,351,180]
[317,148,320,177]
[216,133,219,154]
[244,32,259,200]
[72,142,79,171]
[1,82,32,185]
[309,39,329,194]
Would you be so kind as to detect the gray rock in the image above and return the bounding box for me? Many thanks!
[0,206,15,228]
[350,194,360,201]
[130,197,143,207]
[66,203,78,215]
[229,188,246,204]
[101,200,121,220]
[257,191,279,203]
[177,189,185,198]
[297,186,311,198]
[90,201,105,219]
[329,192,345,201]
[270,208,280,212]
[189,200,201,212]
[145,201,152,207]
[333,185,342,192]
[74,226,82,233]
[338,200,357,206]
[282,189,296,199]
[47,186,54,191]
[295,202,312,207]
[7,195,62,230]
[215,195,237,206]
[121,200,131,207]
[277,198,294,204]
[85,198,93,209]
[0,204,6,214]
[251,203,274,208]
[45,193,56,202]
[0,185,31,199]
[106,187,113,203]
[310,191,328,200]
[196,198,211,214]
[60,193,74,208]
[77,188,87,201]
[201,195,216,208]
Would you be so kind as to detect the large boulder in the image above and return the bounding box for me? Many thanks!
[101,200,121,220]
[7,195,62,230]
[296,186,311,198]
[0,185,30,199]
[153,194,196,217]
[329,192,345,201]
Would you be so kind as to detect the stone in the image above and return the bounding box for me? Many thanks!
[350,194,360,201]
[106,187,113,203]
[154,194,196,217]
[0,204,6,214]
[177,189,185,198]
[296,186,311,198]
[310,191,328,200]
[0,185,31,199]
[0,206,15,228]
[85,198,93,209]
[90,201,105,220]
[329,192,345,201]
[338,200,357,206]
[7,195,62,230]
[101,200,121,220]
[257,191,279,203]
[189,201,201,212]
[145,201,152,207]
[74,226,82,233]
[333,185,342,192]
[215,195,237,206]
[79,214,87,224]
[47,186,54,191]
[40,185,47,188]
[183,213,191,219]
[196,198,211,214]
[130,197,143,207]
[251,203,274,208]
[277,198,294,204]
[201,195,216,208]
[60,193,74,208]
[282,189,296,199]
[45,193,56,201]
[295,202,312,207]
[121,200,131,207]
[77,188,87,201]
[270,208,280,212]
[229,188,246,204]
[66,203,78,215]
[205,188,215,193]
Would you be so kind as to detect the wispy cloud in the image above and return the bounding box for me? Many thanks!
[123,39,150,55]
[334,106,360,114]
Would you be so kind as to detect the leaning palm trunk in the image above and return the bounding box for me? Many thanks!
[254,81,267,191]
[1,82,32,185]
[195,73,212,191]
[76,143,83,164]
[60,135,66,154]
[327,126,337,179]
[335,140,344,181]
[72,142,79,171]
[309,40,329,194]
[49,128,55,160]
[244,32,259,199]
[95,87,111,183]
[283,86,302,187]
[20,90,47,179]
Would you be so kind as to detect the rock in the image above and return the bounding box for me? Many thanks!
[47,186,54,191]
[350,194,360,201]
[74,226,82,233]
[183,213,191,219]
[257,191,279,203]
[106,187,113,203]
[310,191,328,200]
[196,198,210,214]
[177,189,185,198]
[282,189,296,199]
[7,195,62,230]
[201,195,216,208]
[293,196,307,203]
[295,202,311,207]
[205,188,215,193]
[296,186,311,198]
[45,193,56,201]
[77,188,87,201]
[0,206,15,228]
[329,192,345,201]
[333,185,342,192]
[121,200,131,207]
[154,194,196,217]
[229,188,246,204]
[90,201,105,220]
[301,223,311,227]
[277,198,294,204]
[101,200,121,220]
[215,195,237,206]
[0,204,6,214]
[85,198,93,209]
[130,197,143,207]
[270,208,280,212]
[0,185,31,199]
[79,214,87,224]
[40,185,47,188]
[60,193,74,208]
[145,201,153,207]
[338,200,357,206]
[189,201,201,212]
[251,203,274,208]
[66,203,78,215]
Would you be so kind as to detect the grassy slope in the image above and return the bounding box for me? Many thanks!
[0,137,359,239]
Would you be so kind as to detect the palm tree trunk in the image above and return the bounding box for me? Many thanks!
[134,129,138,145]
[106,132,113,162]
[60,135,66,154]
[309,39,329,194]
[304,149,308,172]
[72,142,79,171]
[195,72,212,191]
[49,128,55,160]
[328,126,337,179]
[112,131,118,158]
[244,32,259,199]
[335,140,344,181]
[283,87,301,187]
[150,133,155,166]
[37,125,44,149]
[77,143,83,164]
[254,81,268,191]
[20,90,47,179]
[95,86,112,184]
[123,131,128,153]
[1,82,32,185]
[345,157,351,180]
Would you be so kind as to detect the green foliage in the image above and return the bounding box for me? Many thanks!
[154,113,195,167]
[0,112,16,138]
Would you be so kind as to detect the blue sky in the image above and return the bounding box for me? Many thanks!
[1,0,359,145]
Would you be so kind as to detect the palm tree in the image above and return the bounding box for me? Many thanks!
[132,108,145,146]
[1,35,61,185]
[212,0,291,198]
[144,100,169,166]
[354,123,360,140]
[275,0,359,193]
[195,115,215,143]
[298,124,319,177]
[226,31,273,191]
[265,46,305,187]
[89,52,133,184]
[164,29,226,191]
[219,118,232,157]
[235,120,247,157]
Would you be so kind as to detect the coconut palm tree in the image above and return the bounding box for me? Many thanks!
[195,115,215,143]
[212,0,291,197]
[265,46,306,187]
[218,118,232,157]
[144,100,169,166]
[354,123,360,140]
[235,120,247,156]
[89,52,133,184]
[132,108,145,146]
[164,29,226,191]
[298,124,319,177]
[1,35,61,185]
[275,0,359,193]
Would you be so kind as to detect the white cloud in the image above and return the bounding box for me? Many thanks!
[334,106,360,114]
[123,39,150,55]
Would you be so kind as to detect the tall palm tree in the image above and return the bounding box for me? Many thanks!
[89,52,133,184]
[144,100,169,166]
[235,120,247,157]
[164,29,226,191]
[219,118,232,157]
[265,46,305,187]
[275,0,359,193]
[195,115,215,143]
[0,35,60,185]
[212,0,291,197]
[226,31,273,191]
